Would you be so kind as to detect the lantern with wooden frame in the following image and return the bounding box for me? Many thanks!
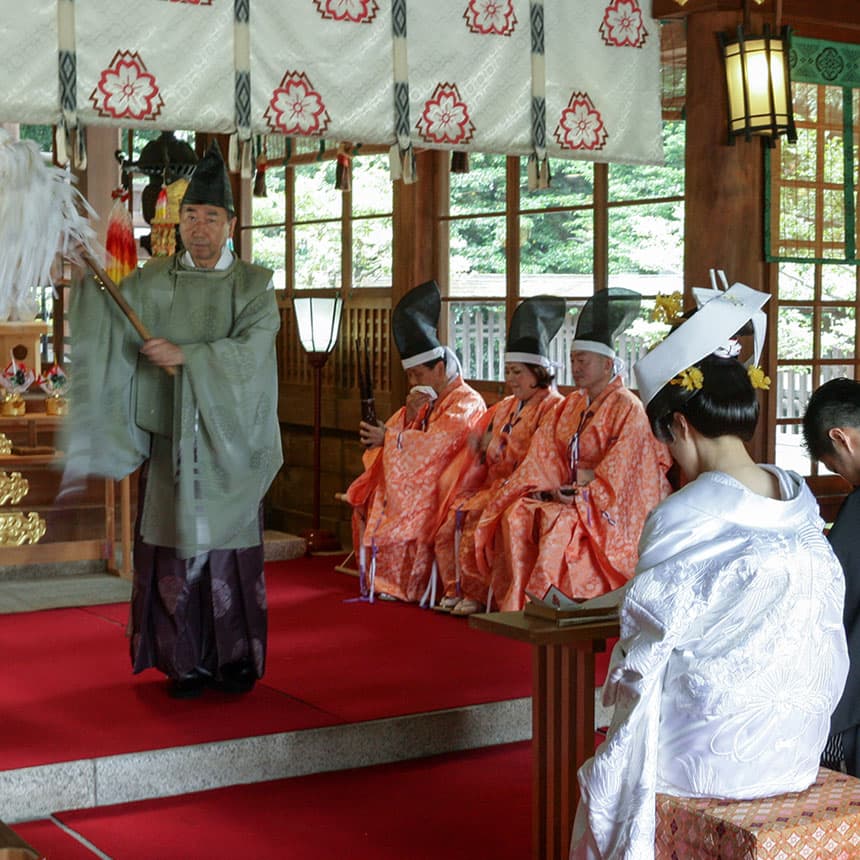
[719,23,797,146]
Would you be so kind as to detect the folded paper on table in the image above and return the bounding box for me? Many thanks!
[523,583,626,625]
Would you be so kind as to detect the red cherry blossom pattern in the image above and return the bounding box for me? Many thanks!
[463,0,517,36]
[416,83,476,145]
[313,0,379,23]
[264,71,331,136]
[599,0,648,48]
[89,50,164,121]
[553,92,608,151]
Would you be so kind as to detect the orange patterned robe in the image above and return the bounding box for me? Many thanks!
[474,376,671,610]
[434,388,563,604]
[346,377,486,602]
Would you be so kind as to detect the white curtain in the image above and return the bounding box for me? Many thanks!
[0,0,663,166]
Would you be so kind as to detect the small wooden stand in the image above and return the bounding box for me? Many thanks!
[0,320,50,377]
[469,610,620,860]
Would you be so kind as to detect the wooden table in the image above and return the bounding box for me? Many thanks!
[470,610,620,860]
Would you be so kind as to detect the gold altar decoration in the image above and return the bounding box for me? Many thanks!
[0,471,28,506]
[0,432,46,547]
[44,395,68,416]
[1,393,25,416]
[0,511,46,546]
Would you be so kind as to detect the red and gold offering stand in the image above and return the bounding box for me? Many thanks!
[656,768,860,859]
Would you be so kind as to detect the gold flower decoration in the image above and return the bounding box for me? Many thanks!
[748,365,771,390]
[652,292,684,325]
[670,367,704,392]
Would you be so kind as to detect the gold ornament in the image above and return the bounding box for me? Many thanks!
[1,393,25,416]
[652,292,685,325]
[748,366,771,391]
[670,367,704,392]
[0,471,28,506]
[0,511,46,546]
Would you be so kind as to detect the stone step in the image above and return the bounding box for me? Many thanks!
[1,699,531,822]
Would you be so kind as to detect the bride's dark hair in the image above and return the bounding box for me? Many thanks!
[646,353,759,444]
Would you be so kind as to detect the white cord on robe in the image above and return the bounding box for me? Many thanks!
[419,560,439,609]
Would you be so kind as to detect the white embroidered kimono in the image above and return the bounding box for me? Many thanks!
[571,466,849,860]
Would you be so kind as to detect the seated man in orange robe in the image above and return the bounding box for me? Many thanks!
[474,288,672,611]
[433,295,566,616]
[346,280,486,603]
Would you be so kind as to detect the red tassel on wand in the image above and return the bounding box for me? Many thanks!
[104,189,137,283]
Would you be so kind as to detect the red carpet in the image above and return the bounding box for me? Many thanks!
[0,556,533,769]
[46,742,531,860]
[6,819,99,860]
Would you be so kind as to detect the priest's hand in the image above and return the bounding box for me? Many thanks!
[140,338,185,368]
[360,420,385,448]
[405,389,434,423]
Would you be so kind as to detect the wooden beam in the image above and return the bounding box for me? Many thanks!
[653,0,860,41]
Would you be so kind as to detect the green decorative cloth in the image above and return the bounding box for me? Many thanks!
[791,38,860,88]
[66,254,282,558]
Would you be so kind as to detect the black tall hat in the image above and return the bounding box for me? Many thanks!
[505,295,567,369]
[392,280,445,369]
[180,141,234,215]
[572,288,641,358]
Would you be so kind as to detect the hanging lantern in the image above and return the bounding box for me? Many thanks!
[719,24,797,146]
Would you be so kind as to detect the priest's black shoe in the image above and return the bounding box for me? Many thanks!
[216,661,256,695]
[168,672,206,700]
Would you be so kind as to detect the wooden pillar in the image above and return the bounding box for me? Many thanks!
[684,10,769,296]
[390,150,442,408]
[79,127,122,250]
[683,9,773,462]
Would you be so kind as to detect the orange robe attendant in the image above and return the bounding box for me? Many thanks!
[434,388,563,604]
[346,377,486,602]
[475,376,671,610]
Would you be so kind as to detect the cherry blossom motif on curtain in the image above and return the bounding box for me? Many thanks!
[416,83,476,145]
[553,91,607,151]
[599,0,648,48]
[463,0,518,36]
[264,70,331,136]
[89,50,164,122]
[313,0,380,23]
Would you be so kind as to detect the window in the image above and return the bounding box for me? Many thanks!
[440,120,685,389]
[241,141,393,295]
[767,39,860,475]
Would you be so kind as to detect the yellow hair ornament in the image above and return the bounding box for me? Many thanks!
[652,291,684,325]
[670,367,704,392]
[747,365,771,391]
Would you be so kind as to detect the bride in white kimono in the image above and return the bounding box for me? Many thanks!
[570,282,849,860]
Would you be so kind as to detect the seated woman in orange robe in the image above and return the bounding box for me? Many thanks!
[433,295,566,615]
[346,280,485,603]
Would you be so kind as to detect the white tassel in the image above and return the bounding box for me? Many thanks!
[0,130,98,321]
